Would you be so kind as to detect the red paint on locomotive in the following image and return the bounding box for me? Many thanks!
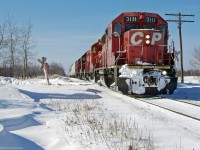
[91,40,102,69]
[124,29,168,65]
[72,12,177,95]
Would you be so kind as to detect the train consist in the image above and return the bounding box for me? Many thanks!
[69,12,178,95]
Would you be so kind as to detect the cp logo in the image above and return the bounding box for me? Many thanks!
[130,31,162,45]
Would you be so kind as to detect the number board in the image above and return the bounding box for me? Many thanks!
[145,16,157,23]
[124,16,138,22]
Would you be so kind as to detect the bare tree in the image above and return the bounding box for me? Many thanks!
[0,22,7,66]
[0,15,37,77]
[190,46,200,70]
[20,20,35,79]
[5,15,20,77]
[0,23,5,47]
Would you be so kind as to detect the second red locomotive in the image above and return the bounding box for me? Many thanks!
[69,12,177,95]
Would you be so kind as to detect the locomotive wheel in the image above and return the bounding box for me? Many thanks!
[89,75,95,82]
[166,77,178,94]
[117,78,129,94]
[104,75,114,88]
[94,72,100,83]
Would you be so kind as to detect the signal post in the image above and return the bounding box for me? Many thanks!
[38,57,50,85]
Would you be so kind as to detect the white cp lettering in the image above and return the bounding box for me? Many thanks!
[130,32,162,45]
[151,32,162,45]
[130,32,143,45]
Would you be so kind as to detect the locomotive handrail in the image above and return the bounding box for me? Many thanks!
[157,45,168,47]
[116,50,126,53]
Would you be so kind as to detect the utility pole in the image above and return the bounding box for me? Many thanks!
[165,13,194,83]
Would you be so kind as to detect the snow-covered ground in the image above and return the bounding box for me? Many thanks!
[0,76,200,150]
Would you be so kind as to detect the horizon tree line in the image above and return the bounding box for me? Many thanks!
[0,15,65,78]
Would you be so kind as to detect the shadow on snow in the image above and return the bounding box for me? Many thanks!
[18,89,102,102]
[0,130,44,150]
[0,115,43,150]
[162,82,200,101]
[0,114,42,131]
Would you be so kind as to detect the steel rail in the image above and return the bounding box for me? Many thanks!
[161,97,200,107]
[132,96,200,122]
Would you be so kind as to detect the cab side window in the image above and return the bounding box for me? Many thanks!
[101,34,106,45]
[114,23,122,36]
[158,24,167,38]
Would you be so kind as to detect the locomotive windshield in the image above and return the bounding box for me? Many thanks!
[141,24,155,29]
[125,24,138,31]
[125,24,155,31]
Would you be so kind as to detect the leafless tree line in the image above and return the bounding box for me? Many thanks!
[0,15,66,78]
[0,15,35,78]
[190,46,200,71]
[48,62,66,76]
[173,46,200,77]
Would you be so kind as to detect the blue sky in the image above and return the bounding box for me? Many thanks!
[0,0,199,72]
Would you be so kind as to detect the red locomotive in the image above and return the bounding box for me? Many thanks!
[69,12,177,95]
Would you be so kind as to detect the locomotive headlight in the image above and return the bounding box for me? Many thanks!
[131,70,137,75]
[146,40,150,44]
[146,35,150,39]
[162,70,167,75]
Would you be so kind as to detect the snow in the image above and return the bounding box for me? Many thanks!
[136,61,154,66]
[0,76,200,150]
[119,64,171,94]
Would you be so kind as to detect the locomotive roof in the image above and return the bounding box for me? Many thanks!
[112,12,167,24]
[117,12,162,18]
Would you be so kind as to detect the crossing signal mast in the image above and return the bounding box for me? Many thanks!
[165,13,194,83]
[38,57,50,85]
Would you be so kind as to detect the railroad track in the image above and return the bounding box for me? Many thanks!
[131,95,200,122]
[162,97,200,107]
[97,83,200,122]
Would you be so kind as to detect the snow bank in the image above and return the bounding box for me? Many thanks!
[0,115,41,131]
[0,127,44,150]
[0,76,91,86]
[0,75,200,149]
[0,124,5,136]
[179,76,200,84]
[0,77,20,85]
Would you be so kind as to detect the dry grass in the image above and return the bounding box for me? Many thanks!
[45,99,157,150]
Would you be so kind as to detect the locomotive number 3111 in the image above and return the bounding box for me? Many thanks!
[124,16,138,22]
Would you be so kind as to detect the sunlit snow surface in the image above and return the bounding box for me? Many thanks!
[0,75,200,150]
